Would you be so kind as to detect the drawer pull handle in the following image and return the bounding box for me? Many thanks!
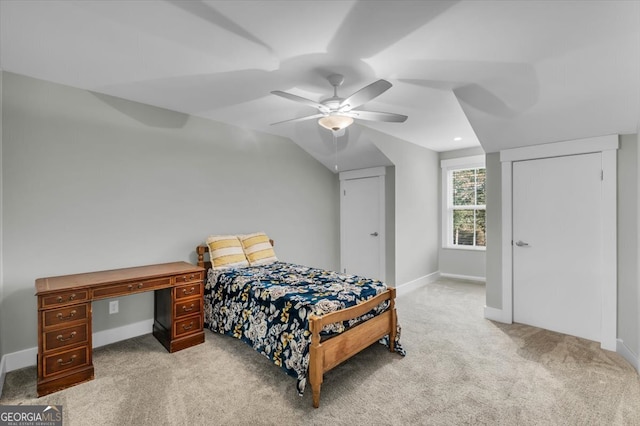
[56,332,77,342]
[56,310,77,320]
[138,283,143,289]
[182,304,195,312]
[128,283,143,290]
[182,287,195,295]
[57,355,77,366]
[182,322,194,331]
[56,293,76,303]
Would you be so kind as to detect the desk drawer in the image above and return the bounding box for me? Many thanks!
[173,315,202,338]
[93,277,171,299]
[174,271,202,284]
[174,282,203,300]
[43,304,88,328]
[41,290,89,309]
[174,298,202,319]
[44,323,88,352]
[43,346,89,377]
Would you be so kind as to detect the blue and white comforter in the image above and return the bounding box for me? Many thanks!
[203,262,405,394]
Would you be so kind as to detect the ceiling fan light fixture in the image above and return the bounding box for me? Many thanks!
[318,115,354,131]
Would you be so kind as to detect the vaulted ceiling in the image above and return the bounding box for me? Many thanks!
[1,1,639,171]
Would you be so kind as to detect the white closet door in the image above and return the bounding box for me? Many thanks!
[513,153,602,342]
[341,176,383,280]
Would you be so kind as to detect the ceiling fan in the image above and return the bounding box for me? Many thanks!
[270,74,408,131]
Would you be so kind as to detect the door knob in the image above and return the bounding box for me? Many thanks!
[515,240,529,247]
[370,232,379,237]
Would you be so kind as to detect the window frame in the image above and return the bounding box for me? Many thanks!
[441,155,486,251]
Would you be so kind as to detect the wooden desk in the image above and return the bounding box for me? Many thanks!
[35,261,205,397]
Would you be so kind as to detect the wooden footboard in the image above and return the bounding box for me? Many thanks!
[308,288,397,408]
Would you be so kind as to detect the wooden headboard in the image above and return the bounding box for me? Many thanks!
[197,240,274,270]
[196,245,212,270]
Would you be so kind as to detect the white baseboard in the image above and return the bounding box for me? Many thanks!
[440,273,486,283]
[0,354,6,398]
[2,319,154,373]
[484,306,511,324]
[396,271,440,297]
[5,346,37,372]
[617,338,640,372]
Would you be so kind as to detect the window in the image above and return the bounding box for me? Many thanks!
[441,156,486,250]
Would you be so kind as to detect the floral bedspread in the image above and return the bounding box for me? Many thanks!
[203,262,405,394]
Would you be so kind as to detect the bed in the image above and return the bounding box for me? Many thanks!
[196,240,404,408]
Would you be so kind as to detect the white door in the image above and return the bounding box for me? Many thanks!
[513,153,602,342]
[341,176,383,279]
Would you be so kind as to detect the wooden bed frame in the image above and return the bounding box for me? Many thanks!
[196,244,398,408]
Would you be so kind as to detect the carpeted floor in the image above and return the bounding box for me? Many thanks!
[1,278,639,425]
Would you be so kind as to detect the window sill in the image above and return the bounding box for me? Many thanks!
[442,246,486,252]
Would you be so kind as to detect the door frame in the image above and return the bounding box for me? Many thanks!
[339,167,386,280]
[498,134,618,351]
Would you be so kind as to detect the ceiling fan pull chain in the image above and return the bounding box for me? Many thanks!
[333,132,339,172]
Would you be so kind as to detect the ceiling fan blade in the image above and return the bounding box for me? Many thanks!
[338,79,392,111]
[343,110,408,123]
[271,91,329,113]
[270,113,325,126]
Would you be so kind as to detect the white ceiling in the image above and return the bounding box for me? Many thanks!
[1,1,639,171]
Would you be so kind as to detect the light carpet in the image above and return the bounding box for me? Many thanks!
[1,279,639,425]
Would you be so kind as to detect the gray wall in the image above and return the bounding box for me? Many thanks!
[371,132,439,285]
[0,70,4,360]
[484,135,640,359]
[637,131,640,357]
[439,250,486,279]
[638,131,640,358]
[618,134,639,354]
[1,72,340,355]
[438,147,486,279]
[485,152,502,308]
[385,166,396,285]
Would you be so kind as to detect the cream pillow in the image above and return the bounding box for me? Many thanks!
[206,235,250,270]
[239,232,278,266]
